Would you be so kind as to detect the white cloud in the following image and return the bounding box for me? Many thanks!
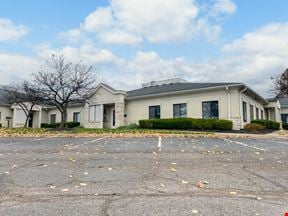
[82,7,114,32]
[3,21,288,97]
[59,28,83,43]
[0,18,28,41]
[36,42,125,66]
[0,52,38,84]
[212,0,237,15]
[222,22,288,57]
[62,0,236,45]
[102,22,288,96]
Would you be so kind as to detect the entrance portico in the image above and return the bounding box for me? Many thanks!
[83,83,126,129]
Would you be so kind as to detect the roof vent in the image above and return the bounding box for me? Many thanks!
[142,78,188,88]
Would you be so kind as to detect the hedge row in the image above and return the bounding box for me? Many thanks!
[251,120,280,130]
[139,118,233,131]
[244,123,265,131]
[41,122,80,128]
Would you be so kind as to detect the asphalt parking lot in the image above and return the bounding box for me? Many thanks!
[0,136,287,216]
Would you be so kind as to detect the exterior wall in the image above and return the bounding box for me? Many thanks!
[13,108,26,127]
[0,106,13,127]
[47,106,84,124]
[83,86,125,128]
[41,109,49,124]
[240,93,267,128]
[125,87,242,130]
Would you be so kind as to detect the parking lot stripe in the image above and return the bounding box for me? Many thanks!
[88,136,108,143]
[222,138,267,151]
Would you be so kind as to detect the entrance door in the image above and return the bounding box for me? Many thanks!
[111,109,115,128]
[28,114,33,128]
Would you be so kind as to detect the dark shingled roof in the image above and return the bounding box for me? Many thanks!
[279,97,288,107]
[126,82,242,98]
[0,89,11,106]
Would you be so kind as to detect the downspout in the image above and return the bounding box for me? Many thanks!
[226,86,231,120]
[239,87,248,129]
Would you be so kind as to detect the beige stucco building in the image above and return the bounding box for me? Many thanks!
[0,78,286,130]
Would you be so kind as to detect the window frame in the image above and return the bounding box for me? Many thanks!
[202,101,219,119]
[173,103,187,118]
[250,105,254,121]
[256,107,259,119]
[260,110,264,120]
[50,114,56,124]
[89,105,101,122]
[73,112,80,123]
[242,101,247,122]
[149,105,161,119]
[281,114,288,123]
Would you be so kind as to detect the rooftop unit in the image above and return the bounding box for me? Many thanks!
[142,78,189,88]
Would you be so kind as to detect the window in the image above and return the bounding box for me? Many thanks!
[73,112,80,123]
[242,102,247,122]
[149,105,160,119]
[256,108,259,119]
[89,105,101,122]
[202,101,219,119]
[261,110,264,119]
[281,114,288,124]
[173,103,187,118]
[250,105,254,121]
[50,114,56,124]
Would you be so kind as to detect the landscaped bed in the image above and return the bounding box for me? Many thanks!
[0,127,213,138]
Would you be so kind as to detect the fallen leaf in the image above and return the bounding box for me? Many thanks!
[170,168,177,172]
[62,188,69,192]
[196,181,205,188]
[203,181,209,184]
[256,196,262,200]
[229,191,237,195]
[4,171,9,174]
[67,156,76,162]
[84,172,88,175]
[182,180,188,184]
[171,162,177,165]
[192,209,199,214]
[160,183,166,188]
[49,186,56,189]
[80,183,87,186]
[108,167,113,171]
[69,175,73,178]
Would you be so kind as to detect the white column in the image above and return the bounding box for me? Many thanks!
[38,108,42,128]
[12,108,16,127]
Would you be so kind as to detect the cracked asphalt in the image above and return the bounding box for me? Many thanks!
[0,136,287,216]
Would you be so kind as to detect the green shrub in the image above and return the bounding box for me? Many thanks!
[283,123,288,130]
[244,123,265,131]
[117,123,139,129]
[41,122,80,128]
[139,118,233,131]
[251,120,280,130]
[0,123,2,128]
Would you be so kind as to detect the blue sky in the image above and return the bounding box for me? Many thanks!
[0,0,288,96]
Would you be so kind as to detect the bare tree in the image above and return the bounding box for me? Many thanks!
[2,82,40,128]
[272,68,288,97]
[31,54,96,128]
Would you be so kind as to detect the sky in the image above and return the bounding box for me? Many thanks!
[0,0,288,96]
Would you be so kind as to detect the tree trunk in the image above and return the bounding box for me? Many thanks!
[24,116,29,128]
[60,110,67,128]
